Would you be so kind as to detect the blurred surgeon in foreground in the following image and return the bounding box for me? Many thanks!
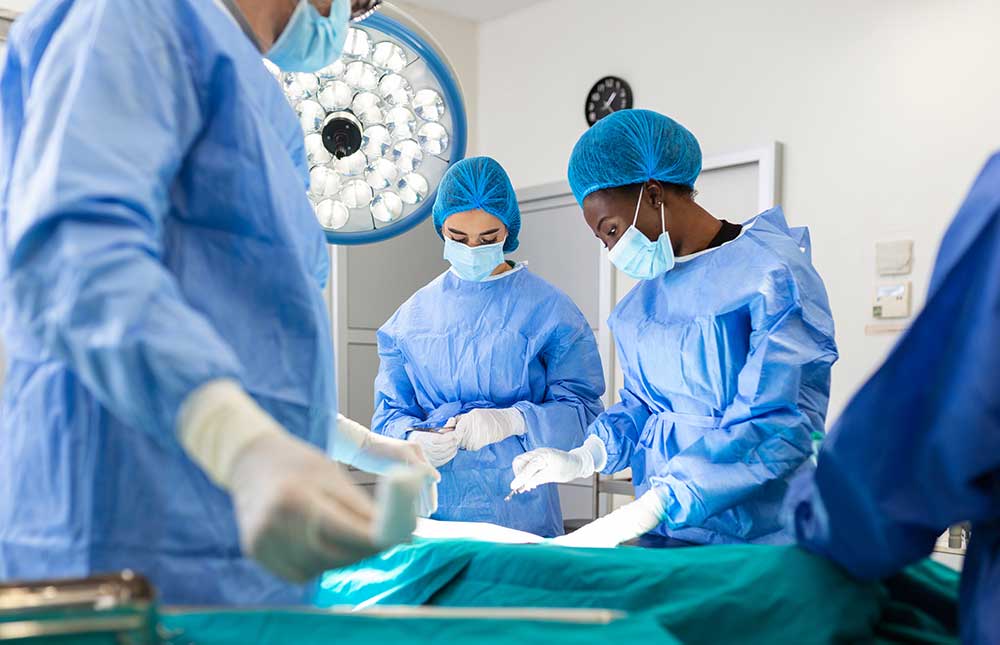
[0,0,437,605]
[787,153,1000,645]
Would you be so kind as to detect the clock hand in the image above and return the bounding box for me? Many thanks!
[602,92,618,109]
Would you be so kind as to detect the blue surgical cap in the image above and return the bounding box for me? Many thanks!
[567,109,702,206]
[433,156,521,253]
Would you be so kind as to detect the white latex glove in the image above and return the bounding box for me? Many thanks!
[178,379,384,582]
[551,488,670,548]
[454,408,526,452]
[332,414,439,517]
[407,429,459,468]
[510,435,608,495]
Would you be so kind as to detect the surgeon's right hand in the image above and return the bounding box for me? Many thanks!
[228,432,380,581]
[178,379,383,582]
[510,435,608,495]
[407,429,460,468]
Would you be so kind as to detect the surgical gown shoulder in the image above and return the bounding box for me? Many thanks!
[7,0,305,171]
[613,208,833,332]
[382,268,591,335]
[13,0,207,58]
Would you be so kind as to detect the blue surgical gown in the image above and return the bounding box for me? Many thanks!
[372,265,605,537]
[591,208,838,544]
[789,154,1000,645]
[0,0,335,604]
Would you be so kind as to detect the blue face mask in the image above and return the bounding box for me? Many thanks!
[444,237,507,282]
[607,185,676,280]
[266,0,350,73]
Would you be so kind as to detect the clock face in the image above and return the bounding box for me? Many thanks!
[586,76,633,126]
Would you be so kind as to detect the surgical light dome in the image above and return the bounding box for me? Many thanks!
[266,4,468,245]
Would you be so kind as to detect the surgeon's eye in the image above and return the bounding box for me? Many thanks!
[480,236,498,245]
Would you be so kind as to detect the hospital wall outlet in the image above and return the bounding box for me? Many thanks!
[872,281,911,319]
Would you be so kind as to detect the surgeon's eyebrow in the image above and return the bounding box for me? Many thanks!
[447,227,502,238]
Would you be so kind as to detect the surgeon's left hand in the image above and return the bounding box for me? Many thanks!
[454,408,526,452]
[551,488,670,548]
[332,414,440,516]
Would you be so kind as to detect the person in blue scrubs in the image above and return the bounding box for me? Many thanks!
[0,0,434,605]
[787,153,1000,645]
[512,110,839,547]
[372,157,606,537]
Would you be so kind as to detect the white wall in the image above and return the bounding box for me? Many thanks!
[477,0,1000,418]
[0,0,32,11]
[397,1,479,154]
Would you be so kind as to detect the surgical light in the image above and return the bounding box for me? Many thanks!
[266,4,467,244]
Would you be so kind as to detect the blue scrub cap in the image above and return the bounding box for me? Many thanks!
[432,156,521,253]
[567,109,702,206]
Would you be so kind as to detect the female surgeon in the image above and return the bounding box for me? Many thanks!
[511,110,839,547]
[372,156,605,537]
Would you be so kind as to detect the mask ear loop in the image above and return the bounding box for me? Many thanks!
[633,184,666,235]
[632,185,644,228]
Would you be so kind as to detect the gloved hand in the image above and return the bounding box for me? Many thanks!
[407,427,460,468]
[178,379,385,582]
[551,488,670,548]
[332,414,440,516]
[454,408,526,452]
[510,435,608,495]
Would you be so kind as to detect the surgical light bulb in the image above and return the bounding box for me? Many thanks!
[341,179,374,208]
[352,92,385,127]
[412,89,445,122]
[417,122,450,155]
[391,139,423,173]
[397,173,429,205]
[309,165,342,200]
[318,81,353,112]
[378,74,414,108]
[365,158,399,190]
[371,42,408,74]
[315,59,345,84]
[305,133,333,166]
[343,28,372,60]
[371,191,404,222]
[385,106,418,140]
[297,100,326,134]
[316,199,350,229]
[344,61,379,92]
[333,150,367,177]
[361,125,393,158]
[282,73,315,103]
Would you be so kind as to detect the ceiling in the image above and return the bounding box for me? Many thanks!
[403,0,549,22]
